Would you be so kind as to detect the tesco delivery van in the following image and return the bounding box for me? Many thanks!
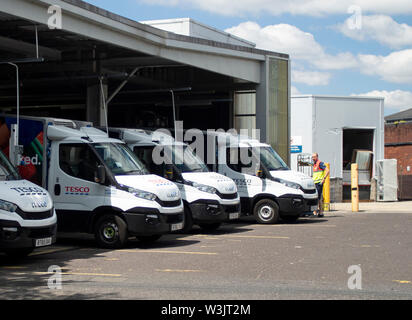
[108,128,241,232]
[1,115,184,248]
[0,144,56,257]
[197,131,318,224]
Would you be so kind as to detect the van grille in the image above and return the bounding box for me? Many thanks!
[163,213,184,224]
[28,226,56,238]
[16,208,54,220]
[216,192,238,200]
[302,188,316,194]
[156,199,182,208]
[224,205,239,213]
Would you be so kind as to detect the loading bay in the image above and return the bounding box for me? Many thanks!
[1,211,412,300]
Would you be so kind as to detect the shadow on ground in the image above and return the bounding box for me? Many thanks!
[0,247,119,299]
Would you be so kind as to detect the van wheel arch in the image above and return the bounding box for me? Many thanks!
[251,195,281,224]
[89,206,126,233]
[251,194,280,211]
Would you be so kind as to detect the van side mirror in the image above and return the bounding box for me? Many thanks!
[95,165,106,184]
[256,166,265,178]
[164,164,174,181]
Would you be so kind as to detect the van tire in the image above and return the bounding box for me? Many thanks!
[253,199,280,224]
[94,214,128,249]
[137,235,162,243]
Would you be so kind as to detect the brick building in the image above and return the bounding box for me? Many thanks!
[385,108,412,200]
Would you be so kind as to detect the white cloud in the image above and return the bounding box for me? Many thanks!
[225,22,357,70]
[358,49,412,83]
[139,0,412,17]
[226,22,412,85]
[338,15,412,49]
[351,90,412,111]
[292,70,332,86]
[291,86,301,95]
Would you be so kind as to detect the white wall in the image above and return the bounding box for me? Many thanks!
[291,96,384,179]
[313,96,384,179]
[290,96,313,170]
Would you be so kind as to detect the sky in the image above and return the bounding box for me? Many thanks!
[83,0,412,116]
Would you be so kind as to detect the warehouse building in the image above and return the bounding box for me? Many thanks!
[291,95,385,202]
[0,0,291,164]
[385,108,412,200]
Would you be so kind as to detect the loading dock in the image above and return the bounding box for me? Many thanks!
[291,95,384,202]
[0,0,290,164]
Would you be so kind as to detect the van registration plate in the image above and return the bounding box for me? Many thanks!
[171,222,184,231]
[35,237,52,247]
[229,212,240,220]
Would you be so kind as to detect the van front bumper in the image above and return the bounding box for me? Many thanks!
[277,195,319,216]
[0,219,57,250]
[189,200,241,223]
[124,207,184,236]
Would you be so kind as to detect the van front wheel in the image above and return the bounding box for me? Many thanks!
[95,214,128,249]
[253,199,280,224]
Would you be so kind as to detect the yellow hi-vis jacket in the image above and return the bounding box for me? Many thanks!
[312,160,326,184]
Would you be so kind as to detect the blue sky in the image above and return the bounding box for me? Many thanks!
[83,0,412,116]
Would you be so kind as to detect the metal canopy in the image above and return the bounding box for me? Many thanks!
[0,0,288,133]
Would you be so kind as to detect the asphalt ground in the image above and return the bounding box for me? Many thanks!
[1,210,412,300]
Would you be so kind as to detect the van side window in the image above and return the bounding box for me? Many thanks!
[59,144,100,182]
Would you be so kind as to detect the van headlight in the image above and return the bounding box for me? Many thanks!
[127,187,157,201]
[0,199,18,213]
[274,179,301,190]
[191,182,217,194]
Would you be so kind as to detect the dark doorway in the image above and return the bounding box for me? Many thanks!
[342,128,374,201]
[342,129,374,170]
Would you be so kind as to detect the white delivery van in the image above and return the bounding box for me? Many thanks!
[200,131,318,223]
[1,115,184,248]
[108,128,241,232]
[0,148,57,257]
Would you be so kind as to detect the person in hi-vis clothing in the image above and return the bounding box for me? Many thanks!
[312,153,329,217]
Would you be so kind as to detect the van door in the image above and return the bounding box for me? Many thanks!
[219,146,263,199]
[51,142,107,232]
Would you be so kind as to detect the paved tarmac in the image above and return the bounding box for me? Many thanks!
[330,200,412,213]
[1,203,412,300]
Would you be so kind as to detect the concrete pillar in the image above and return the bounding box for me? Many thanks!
[256,57,290,166]
[86,80,108,127]
[256,61,268,144]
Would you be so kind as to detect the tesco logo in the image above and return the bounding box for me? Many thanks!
[65,186,90,193]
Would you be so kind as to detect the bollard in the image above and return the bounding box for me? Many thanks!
[323,163,330,211]
[351,163,359,212]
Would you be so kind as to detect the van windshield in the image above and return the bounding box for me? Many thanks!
[255,147,289,171]
[166,145,209,173]
[93,143,148,176]
[0,150,19,181]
